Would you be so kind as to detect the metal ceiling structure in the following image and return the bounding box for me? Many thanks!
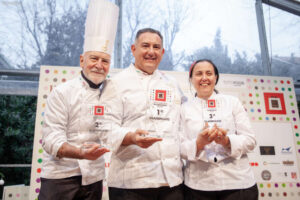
[262,0,300,16]
[0,0,299,99]
[255,0,272,76]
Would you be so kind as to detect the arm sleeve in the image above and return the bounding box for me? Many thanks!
[227,98,257,159]
[179,105,208,162]
[101,80,132,153]
[42,88,68,158]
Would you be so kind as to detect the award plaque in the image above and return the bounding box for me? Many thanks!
[140,115,162,139]
[93,105,112,149]
[202,99,223,129]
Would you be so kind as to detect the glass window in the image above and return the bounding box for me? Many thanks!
[122,0,262,74]
[263,4,300,82]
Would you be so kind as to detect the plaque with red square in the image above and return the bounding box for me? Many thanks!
[264,93,286,114]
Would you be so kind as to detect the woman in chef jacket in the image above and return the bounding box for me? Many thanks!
[180,59,258,200]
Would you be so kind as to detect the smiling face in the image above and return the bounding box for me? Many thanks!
[80,51,111,85]
[191,61,218,100]
[131,32,164,74]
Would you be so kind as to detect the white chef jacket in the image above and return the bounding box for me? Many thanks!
[180,92,256,191]
[102,64,184,189]
[41,75,108,185]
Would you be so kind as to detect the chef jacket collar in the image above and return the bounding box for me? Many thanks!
[195,91,218,102]
[81,71,103,89]
[131,63,158,78]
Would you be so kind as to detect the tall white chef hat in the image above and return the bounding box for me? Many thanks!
[83,0,119,55]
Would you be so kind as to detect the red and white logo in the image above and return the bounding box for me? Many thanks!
[94,106,104,115]
[155,90,166,102]
[264,93,286,114]
[207,99,216,108]
[291,172,297,179]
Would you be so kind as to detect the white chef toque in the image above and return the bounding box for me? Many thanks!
[83,0,119,55]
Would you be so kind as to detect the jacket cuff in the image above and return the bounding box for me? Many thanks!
[227,134,242,159]
[110,127,134,153]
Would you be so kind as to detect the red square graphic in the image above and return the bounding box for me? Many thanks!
[264,93,286,114]
[291,172,297,179]
[207,99,216,108]
[94,106,104,115]
[155,90,166,101]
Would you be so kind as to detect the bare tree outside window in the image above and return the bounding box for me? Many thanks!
[0,0,87,70]
[158,0,190,71]
[122,0,154,68]
[122,0,191,71]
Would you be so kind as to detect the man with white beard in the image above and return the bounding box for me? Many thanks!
[38,0,119,199]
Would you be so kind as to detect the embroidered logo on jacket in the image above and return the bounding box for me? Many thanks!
[94,106,104,115]
[207,99,216,108]
[155,90,167,102]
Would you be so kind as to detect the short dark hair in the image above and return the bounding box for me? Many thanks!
[189,59,219,85]
[135,28,163,46]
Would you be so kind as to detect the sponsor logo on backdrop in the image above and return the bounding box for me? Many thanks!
[220,76,246,88]
[282,160,294,166]
[281,147,292,154]
[261,170,272,181]
[291,172,297,179]
[260,146,275,155]
[250,162,259,166]
[263,161,280,165]
[276,172,288,178]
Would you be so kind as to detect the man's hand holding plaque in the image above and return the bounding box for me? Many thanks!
[122,129,163,148]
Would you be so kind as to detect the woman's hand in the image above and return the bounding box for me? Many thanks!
[214,127,230,148]
[196,123,218,153]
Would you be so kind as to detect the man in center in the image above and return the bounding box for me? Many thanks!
[103,28,184,200]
